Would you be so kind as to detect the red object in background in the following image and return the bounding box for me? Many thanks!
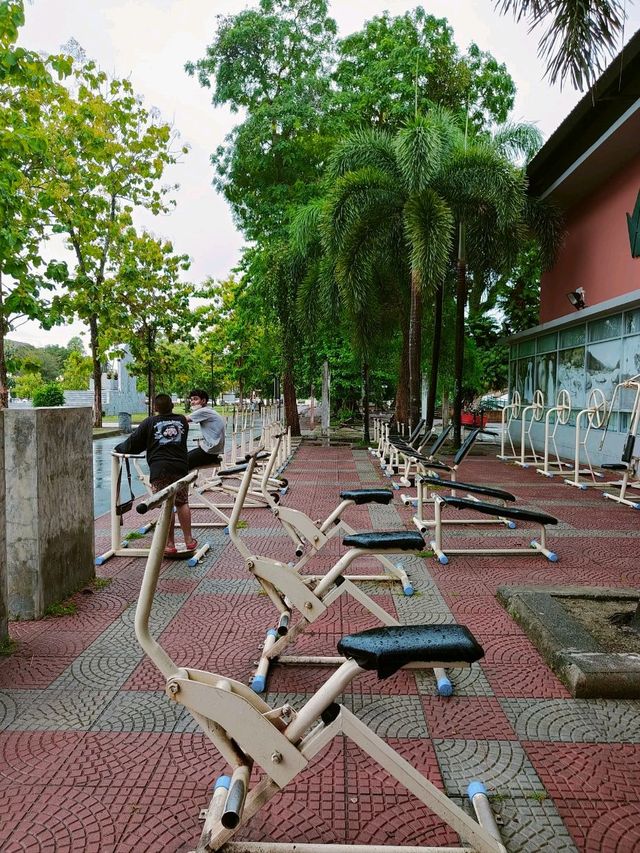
[461,411,487,428]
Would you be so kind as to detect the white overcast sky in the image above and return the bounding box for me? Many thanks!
[12,0,640,348]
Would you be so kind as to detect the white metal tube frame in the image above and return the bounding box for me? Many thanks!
[599,374,640,509]
[134,480,506,853]
[564,388,608,489]
[496,391,520,461]
[514,390,545,468]
[536,389,571,477]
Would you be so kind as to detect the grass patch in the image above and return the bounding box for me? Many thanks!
[0,637,17,656]
[527,791,548,802]
[92,577,112,590]
[416,550,434,558]
[236,520,248,530]
[124,530,146,541]
[44,601,78,617]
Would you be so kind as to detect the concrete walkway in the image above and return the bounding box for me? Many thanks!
[1,438,639,851]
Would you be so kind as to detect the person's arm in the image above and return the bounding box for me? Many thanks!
[114,419,150,455]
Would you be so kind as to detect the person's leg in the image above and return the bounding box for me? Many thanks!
[151,477,176,550]
[174,484,196,549]
[188,445,211,471]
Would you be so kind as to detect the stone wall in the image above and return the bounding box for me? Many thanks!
[0,412,7,641]
[5,407,95,620]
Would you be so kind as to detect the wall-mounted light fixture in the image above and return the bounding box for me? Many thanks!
[566,287,587,310]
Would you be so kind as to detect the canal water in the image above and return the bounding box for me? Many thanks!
[93,435,149,519]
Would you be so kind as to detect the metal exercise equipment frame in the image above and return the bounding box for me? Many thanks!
[228,452,453,696]
[564,388,608,490]
[95,452,154,566]
[429,495,559,565]
[135,474,506,853]
[412,475,518,535]
[536,389,572,477]
[514,390,545,469]
[257,432,414,595]
[598,373,640,510]
[496,391,521,461]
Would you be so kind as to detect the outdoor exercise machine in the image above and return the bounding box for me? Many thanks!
[598,373,640,510]
[380,419,426,474]
[412,475,518,535]
[496,391,521,461]
[227,451,454,696]
[429,495,559,565]
[135,474,506,853]
[258,432,414,595]
[536,389,572,478]
[397,425,454,487]
[95,452,154,566]
[514,389,545,469]
[564,388,608,489]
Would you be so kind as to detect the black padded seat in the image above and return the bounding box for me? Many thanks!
[441,496,558,525]
[337,624,484,679]
[601,463,628,471]
[425,460,453,472]
[339,489,394,505]
[217,463,250,477]
[418,475,516,502]
[342,531,426,550]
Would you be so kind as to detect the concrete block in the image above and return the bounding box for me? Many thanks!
[5,407,95,620]
[0,411,7,641]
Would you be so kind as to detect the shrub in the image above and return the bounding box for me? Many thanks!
[32,383,65,407]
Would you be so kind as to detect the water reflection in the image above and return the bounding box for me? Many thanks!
[93,436,149,519]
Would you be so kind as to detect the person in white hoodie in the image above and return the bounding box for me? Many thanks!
[186,388,226,471]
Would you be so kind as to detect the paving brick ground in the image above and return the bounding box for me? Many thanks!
[1,433,640,851]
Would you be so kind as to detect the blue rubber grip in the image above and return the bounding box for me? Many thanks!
[437,676,453,697]
[213,775,231,791]
[187,556,198,567]
[508,521,516,529]
[548,551,558,563]
[95,556,105,566]
[252,674,266,693]
[439,554,449,565]
[267,628,278,639]
[403,584,414,596]
[467,781,487,800]
[223,526,229,535]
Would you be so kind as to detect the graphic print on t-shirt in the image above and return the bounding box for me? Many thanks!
[154,419,186,445]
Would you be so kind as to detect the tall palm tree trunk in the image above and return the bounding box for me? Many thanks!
[362,358,370,443]
[395,313,410,427]
[453,253,467,449]
[283,361,301,437]
[408,268,423,430]
[426,278,444,431]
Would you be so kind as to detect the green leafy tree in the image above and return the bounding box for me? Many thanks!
[103,229,193,414]
[0,0,71,407]
[61,349,92,390]
[44,60,186,426]
[333,8,515,132]
[66,335,85,355]
[32,381,64,407]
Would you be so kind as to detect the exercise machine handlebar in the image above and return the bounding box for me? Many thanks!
[136,471,198,514]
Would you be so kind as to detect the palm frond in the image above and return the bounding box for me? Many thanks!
[290,198,326,259]
[327,128,400,181]
[523,195,566,269]
[492,122,543,164]
[404,189,454,290]
[496,0,625,89]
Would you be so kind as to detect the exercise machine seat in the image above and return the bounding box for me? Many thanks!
[441,496,558,525]
[418,475,517,503]
[339,489,394,505]
[337,624,484,679]
[601,463,628,472]
[342,530,426,550]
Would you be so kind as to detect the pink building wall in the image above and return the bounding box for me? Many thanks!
[540,155,640,322]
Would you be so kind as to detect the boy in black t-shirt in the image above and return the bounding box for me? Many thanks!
[115,394,197,555]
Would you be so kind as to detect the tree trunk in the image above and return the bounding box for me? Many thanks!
[408,268,423,431]
[90,315,102,428]
[362,358,370,444]
[395,312,410,427]
[453,255,467,449]
[0,274,8,409]
[426,278,444,432]
[283,363,301,436]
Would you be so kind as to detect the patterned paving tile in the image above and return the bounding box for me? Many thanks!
[434,738,546,797]
[499,699,605,742]
[422,695,518,740]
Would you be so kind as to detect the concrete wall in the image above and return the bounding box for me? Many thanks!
[5,407,95,620]
[0,412,7,641]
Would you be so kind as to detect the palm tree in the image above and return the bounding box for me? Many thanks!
[496,0,626,90]
[323,117,456,429]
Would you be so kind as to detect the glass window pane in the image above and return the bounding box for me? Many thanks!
[588,315,622,342]
[516,357,535,403]
[536,353,557,404]
[518,340,535,357]
[537,332,557,354]
[620,335,640,410]
[585,340,620,404]
[624,309,640,335]
[560,325,585,348]
[557,346,585,408]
